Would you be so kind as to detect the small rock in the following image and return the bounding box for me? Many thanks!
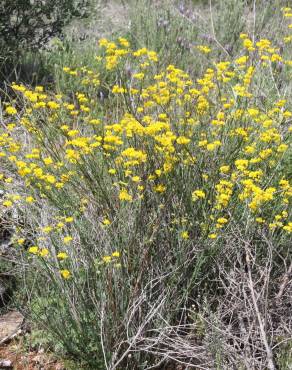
[0,311,24,344]
[0,359,12,368]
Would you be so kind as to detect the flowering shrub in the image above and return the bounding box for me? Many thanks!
[0,7,292,369]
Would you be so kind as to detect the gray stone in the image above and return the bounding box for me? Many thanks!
[0,359,13,368]
[0,311,24,344]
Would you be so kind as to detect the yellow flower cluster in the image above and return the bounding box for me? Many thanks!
[1,15,291,280]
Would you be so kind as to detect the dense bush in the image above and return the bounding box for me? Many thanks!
[0,2,292,370]
[0,0,89,53]
[0,0,89,86]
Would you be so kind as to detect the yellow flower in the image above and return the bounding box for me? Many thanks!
[147,50,158,62]
[192,190,206,201]
[277,144,288,153]
[197,45,211,54]
[60,269,71,279]
[208,233,217,239]
[256,38,271,51]
[119,189,132,201]
[121,147,147,164]
[132,176,140,183]
[43,157,53,165]
[98,38,108,47]
[7,123,15,131]
[217,217,228,224]
[46,175,56,184]
[89,119,101,125]
[12,83,26,92]
[102,255,112,263]
[112,85,126,94]
[47,101,60,110]
[269,222,282,229]
[154,184,166,193]
[28,246,39,254]
[102,218,111,225]
[176,136,190,145]
[235,159,249,171]
[259,148,272,159]
[181,231,189,239]
[5,106,17,115]
[220,165,230,174]
[25,196,34,203]
[112,251,120,257]
[133,73,145,80]
[3,200,13,207]
[63,236,73,244]
[67,129,79,137]
[243,38,255,51]
[35,85,44,92]
[235,55,249,65]
[279,179,289,189]
[39,248,49,257]
[57,252,68,260]
[283,223,292,233]
[206,141,221,151]
[118,37,130,48]
[42,226,53,233]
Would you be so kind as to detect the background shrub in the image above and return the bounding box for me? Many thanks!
[0,0,90,86]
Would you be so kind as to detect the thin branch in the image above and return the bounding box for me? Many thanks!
[209,0,230,57]
[245,251,276,370]
[276,262,292,301]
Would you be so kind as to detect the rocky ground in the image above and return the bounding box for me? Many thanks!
[0,311,55,369]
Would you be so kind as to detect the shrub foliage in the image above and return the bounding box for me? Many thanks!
[0,0,89,54]
[0,3,292,370]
